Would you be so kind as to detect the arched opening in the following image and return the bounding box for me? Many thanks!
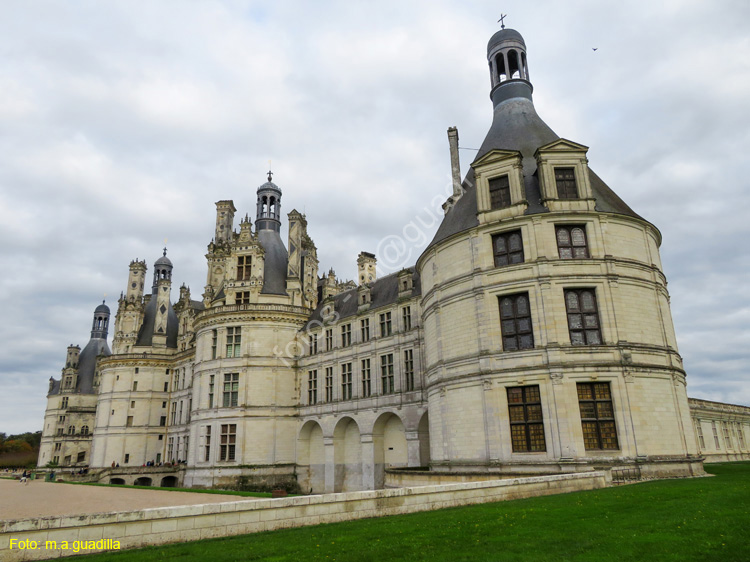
[160,476,179,488]
[521,52,529,80]
[80,425,89,436]
[372,412,407,489]
[495,53,507,82]
[508,49,521,79]
[333,417,362,492]
[418,412,431,467]
[269,196,276,217]
[134,477,152,486]
[110,478,126,485]
[297,421,325,493]
[261,196,268,215]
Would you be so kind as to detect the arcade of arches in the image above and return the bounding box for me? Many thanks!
[297,411,430,493]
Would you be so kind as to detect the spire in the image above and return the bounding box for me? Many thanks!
[256,172,282,232]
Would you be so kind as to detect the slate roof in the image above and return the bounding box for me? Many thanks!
[258,229,289,295]
[135,294,179,348]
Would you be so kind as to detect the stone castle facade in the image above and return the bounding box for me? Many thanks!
[38,27,749,491]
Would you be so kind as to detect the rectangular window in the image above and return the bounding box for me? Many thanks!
[555,167,578,199]
[341,323,352,347]
[126,416,133,427]
[179,401,183,424]
[237,255,251,280]
[53,456,60,464]
[57,428,63,436]
[309,333,318,355]
[204,425,211,462]
[124,453,129,464]
[381,354,394,394]
[492,230,524,267]
[325,367,333,402]
[211,329,217,359]
[341,363,353,400]
[58,415,65,423]
[577,382,619,450]
[77,451,85,463]
[61,397,68,409]
[171,402,177,424]
[226,327,241,358]
[737,423,746,449]
[712,421,721,449]
[695,420,705,449]
[507,385,546,452]
[722,422,733,449]
[361,358,371,398]
[130,400,135,408]
[379,312,392,337]
[403,349,415,391]
[159,416,166,427]
[164,382,169,392]
[402,306,412,331]
[208,374,215,408]
[360,318,370,342]
[498,293,534,351]
[488,174,512,209]
[325,329,333,351]
[133,381,138,391]
[54,442,61,451]
[565,289,602,345]
[220,424,237,461]
[556,225,589,259]
[223,373,239,407]
[236,291,251,305]
[308,370,318,405]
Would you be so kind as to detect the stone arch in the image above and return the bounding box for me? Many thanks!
[372,412,408,489]
[160,475,178,488]
[109,478,125,485]
[418,411,431,467]
[297,420,325,493]
[134,476,152,486]
[333,417,362,492]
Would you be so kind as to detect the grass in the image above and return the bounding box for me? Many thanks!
[71,463,750,562]
[51,480,280,498]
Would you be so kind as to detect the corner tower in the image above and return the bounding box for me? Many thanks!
[417,26,702,479]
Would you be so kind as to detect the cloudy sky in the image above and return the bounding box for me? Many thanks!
[1,0,748,434]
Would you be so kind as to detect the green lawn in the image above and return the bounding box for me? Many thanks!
[73,463,750,562]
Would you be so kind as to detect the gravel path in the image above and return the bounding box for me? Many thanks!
[0,478,250,521]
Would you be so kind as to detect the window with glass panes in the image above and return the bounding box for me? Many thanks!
[576,382,619,450]
[307,370,318,404]
[403,349,415,391]
[360,318,370,341]
[211,329,217,359]
[237,255,251,280]
[341,363,353,400]
[489,174,512,209]
[554,167,578,199]
[695,420,705,449]
[325,367,333,402]
[402,306,412,331]
[222,373,239,407]
[341,324,351,347]
[226,327,241,357]
[564,289,602,345]
[711,421,721,449]
[380,312,392,337]
[309,333,318,355]
[236,291,251,304]
[325,329,333,351]
[498,293,534,350]
[556,225,589,259]
[361,358,372,397]
[381,354,394,394]
[722,422,733,448]
[208,374,214,408]
[204,425,211,462]
[219,424,236,461]
[737,423,746,448]
[507,385,546,452]
[492,230,524,266]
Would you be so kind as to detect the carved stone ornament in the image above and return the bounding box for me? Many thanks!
[550,372,564,385]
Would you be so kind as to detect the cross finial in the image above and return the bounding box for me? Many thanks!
[268,159,273,182]
[163,246,167,257]
[498,13,507,29]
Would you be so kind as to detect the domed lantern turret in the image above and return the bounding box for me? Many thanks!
[487,26,532,107]
[256,170,282,232]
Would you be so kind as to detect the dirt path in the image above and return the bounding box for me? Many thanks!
[0,478,250,521]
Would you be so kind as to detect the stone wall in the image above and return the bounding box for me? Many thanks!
[1,472,607,561]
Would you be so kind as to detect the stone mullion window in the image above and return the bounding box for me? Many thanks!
[307,370,318,405]
[507,385,546,452]
[492,230,524,267]
[341,363,353,400]
[208,375,215,408]
[489,174,512,209]
[361,359,372,397]
[237,256,251,280]
[236,291,251,305]
[402,306,412,331]
[325,367,333,402]
[498,293,534,351]
[308,333,318,355]
[341,324,352,347]
[226,327,241,358]
[576,382,619,450]
[222,373,239,407]
[403,349,415,391]
[556,225,589,259]
[360,318,370,342]
[711,421,720,449]
[554,167,578,199]
[695,420,705,449]
[379,312,392,337]
[325,329,333,351]
[219,424,236,461]
[564,289,602,345]
[380,354,394,394]
[204,426,211,462]
[737,423,746,449]
[722,422,733,449]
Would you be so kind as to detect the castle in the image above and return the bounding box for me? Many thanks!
[38,27,750,491]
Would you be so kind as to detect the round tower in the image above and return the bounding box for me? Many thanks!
[91,301,110,340]
[256,171,282,232]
